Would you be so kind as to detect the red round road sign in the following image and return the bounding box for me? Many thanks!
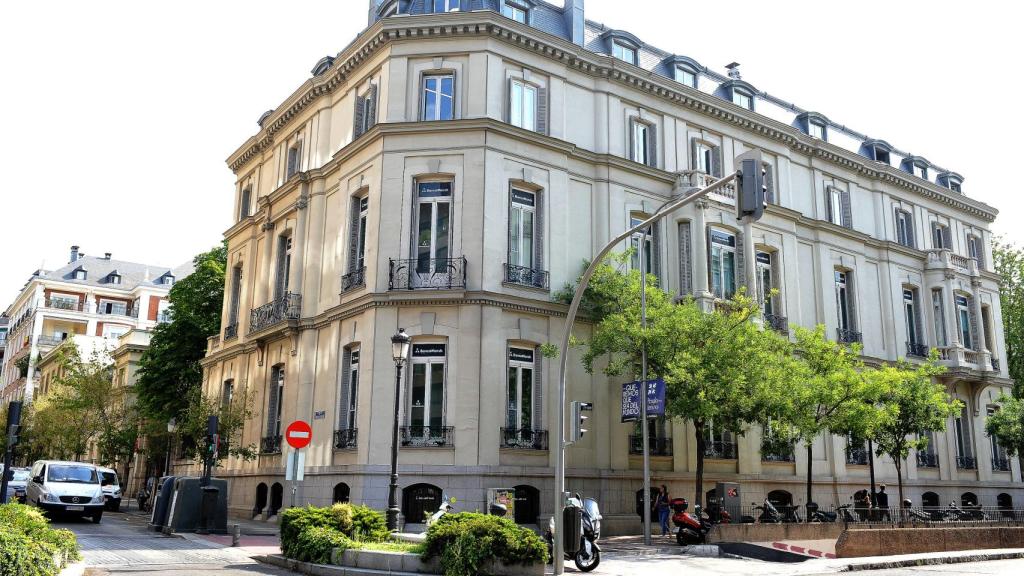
[285,420,313,449]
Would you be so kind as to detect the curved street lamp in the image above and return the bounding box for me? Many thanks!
[387,328,411,531]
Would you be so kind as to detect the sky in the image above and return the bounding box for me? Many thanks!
[1,0,1021,308]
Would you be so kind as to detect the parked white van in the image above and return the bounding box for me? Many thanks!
[97,467,122,511]
[26,461,105,523]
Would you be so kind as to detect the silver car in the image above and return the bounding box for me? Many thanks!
[5,467,31,503]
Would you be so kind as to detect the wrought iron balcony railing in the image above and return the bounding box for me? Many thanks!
[703,440,736,460]
[503,264,550,290]
[45,299,85,312]
[400,426,454,448]
[36,335,68,347]
[993,457,1011,472]
[389,258,466,291]
[956,456,977,470]
[761,443,796,462]
[837,328,863,345]
[260,435,282,454]
[763,313,788,334]
[248,292,302,334]
[906,341,930,358]
[627,435,673,456]
[846,447,870,465]
[223,323,238,340]
[334,428,358,450]
[500,428,549,450]
[916,452,939,468]
[341,267,367,293]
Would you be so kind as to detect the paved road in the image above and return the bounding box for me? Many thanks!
[54,514,291,576]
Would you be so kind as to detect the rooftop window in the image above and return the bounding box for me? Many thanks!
[809,121,826,141]
[502,1,528,23]
[108,272,122,285]
[732,89,753,110]
[674,66,697,88]
[612,41,638,66]
[73,268,87,281]
[433,0,460,11]
[873,147,890,165]
[379,0,399,18]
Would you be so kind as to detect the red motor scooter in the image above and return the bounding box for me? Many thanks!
[671,497,711,546]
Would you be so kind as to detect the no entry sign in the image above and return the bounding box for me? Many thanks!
[285,420,312,449]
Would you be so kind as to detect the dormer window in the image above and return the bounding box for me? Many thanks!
[913,164,928,179]
[73,268,87,281]
[732,89,753,110]
[873,147,890,164]
[108,272,122,285]
[162,274,175,286]
[502,1,528,23]
[674,66,697,88]
[432,0,460,11]
[379,1,399,17]
[950,181,962,193]
[612,41,638,65]
[901,156,931,180]
[938,171,964,194]
[809,121,826,141]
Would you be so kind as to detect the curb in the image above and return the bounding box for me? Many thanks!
[843,550,1024,572]
[771,541,836,559]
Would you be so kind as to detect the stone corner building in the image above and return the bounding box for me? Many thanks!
[197,0,1020,528]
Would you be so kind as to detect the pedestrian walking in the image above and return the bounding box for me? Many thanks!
[876,484,891,521]
[655,485,671,536]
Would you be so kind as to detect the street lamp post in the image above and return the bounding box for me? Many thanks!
[387,328,411,532]
[164,418,177,477]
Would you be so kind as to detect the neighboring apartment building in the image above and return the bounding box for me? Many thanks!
[198,0,1018,526]
[0,316,8,367]
[0,247,190,404]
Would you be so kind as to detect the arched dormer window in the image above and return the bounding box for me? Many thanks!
[859,139,893,165]
[256,109,274,129]
[795,112,830,141]
[430,0,461,12]
[901,155,931,181]
[310,56,335,77]
[661,55,702,88]
[601,30,643,66]
[378,0,400,18]
[716,80,758,111]
[937,171,964,194]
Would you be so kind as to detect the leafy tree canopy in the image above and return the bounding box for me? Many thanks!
[993,238,1024,397]
[987,395,1024,459]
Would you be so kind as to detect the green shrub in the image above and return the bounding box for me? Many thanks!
[0,503,80,576]
[292,525,353,565]
[328,503,355,535]
[280,507,338,559]
[0,503,49,536]
[423,513,547,576]
[349,504,389,542]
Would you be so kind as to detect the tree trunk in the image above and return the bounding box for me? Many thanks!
[805,442,813,522]
[695,420,706,507]
[895,459,904,521]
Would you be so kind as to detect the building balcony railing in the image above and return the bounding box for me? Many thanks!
[97,305,133,317]
[926,249,979,276]
[837,328,862,345]
[993,457,1011,472]
[846,447,870,466]
[400,426,454,448]
[341,267,367,293]
[703,440,736,460]
[500,428,549,450]
[36,335,68,348]
[628,435,673,456]
[503,264,550,290]
[223,323,238,340]
[248,292,302,334]
[906,341,930,358]
[44,299,85,312]
[763,313,788,334]
[260,435,282,454]
[760,443,796,462]
[389,257,467,291]
[916,452,939,468]
[334,428,358,450]
[956,456,977,470]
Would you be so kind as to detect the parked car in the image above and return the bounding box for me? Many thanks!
[97,467,122,512]
[25,460,105,523]
[4,467,31,503]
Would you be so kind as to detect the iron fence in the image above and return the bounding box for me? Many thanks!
[500,428,549,450]
[341,267,366,293]
[45,299,85,312]
[629,435,673,457]
[260,435,282,454]
[223,323,238,340]
[503,264,550,290]
[956,456,977,470]
[760,444,796,463]
[400,426,454,448]
[389,257,467,290]
[248,292,302,334]
[703,440,737,460]
[334,429,358,450]
[992,457,1011,472]
[720,504,1024,528]
[916,452,939,468]
[846,447,870,465]
[837,328,863,345]
[906,341,930,358]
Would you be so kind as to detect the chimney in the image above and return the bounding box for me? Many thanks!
[726,62,742,80]
[104,252,112,260]
[564,0,585,46]
[70,245,80,263]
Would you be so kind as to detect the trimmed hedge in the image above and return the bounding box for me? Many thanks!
[349,504,389,543]
[292,526,354,564]
[0,503,80,576]
[423,513,547,576]
[280,503,387,559]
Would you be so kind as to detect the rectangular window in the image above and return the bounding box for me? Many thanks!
[835,270,853,333]
[50,294,79,310]
[914,165,928,179]
[414,182,453,276]
[709,229,736,299]
[874,147,890,164]
[895,209,914,248]
[502,1,528,23]
[239,187,252,221]
[409,343,446,429]
[932,289,947,346]
[286,141,302,179]
[809,121,826,140]
[988,406,1007,463]
[675,67,696,87]
[756,251,775,317]
[354,84,378,138]
[967,234,984,269]
[732,90,753,110]
[433,0,460,11]
[356,196,369,270]
[508,189,536,270]
[956,295,973,350]
[269,365,285,437]
[612,41,637,65]
[693,140,716,175]
[932,223,951,249]
[221,379,234,411]
[276,236,293,299]
[422,74,455,121]
[630,215,654,275]
[904,289,921,346]
[509,80,537,131]
[630,120,652,166]
[827,187,844,226]
[506,347,535,431]
[954,406,972,461]
[228,266,242,329]
[950,181,962,193]
[347,349,360,430]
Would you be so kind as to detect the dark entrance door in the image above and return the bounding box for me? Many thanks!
[403,483,442,524]
[514,485,540,524]
[270,482,284,516]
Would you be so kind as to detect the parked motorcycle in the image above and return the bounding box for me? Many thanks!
[544,494,601,572]
[672,497,712,545]
[807,502,837,523]
[753,498,782,524]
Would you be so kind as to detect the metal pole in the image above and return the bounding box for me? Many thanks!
[1,401,23,505]
[868,438,877,519]
[387,362,403,531]
[640,230,651,547]
[553,173,736,574]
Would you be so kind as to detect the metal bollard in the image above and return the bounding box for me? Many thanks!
[232,524,241,547]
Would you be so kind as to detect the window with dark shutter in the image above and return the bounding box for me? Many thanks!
[239,187,252,221]
[678,221,692,296]
[840,190,853,229]
[338,347,353,430]
[536,87,548,135]
[533,347,543,430]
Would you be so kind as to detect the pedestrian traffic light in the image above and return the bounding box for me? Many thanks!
[570,401,593,443]
[736,149,767,221]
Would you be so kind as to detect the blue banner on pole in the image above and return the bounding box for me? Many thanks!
[620,379,666,423]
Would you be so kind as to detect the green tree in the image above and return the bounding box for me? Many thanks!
[869,356,956,504]
[993,239,1024,397]
[136,244,226,425]
[774,326,887,516]
[986,395,1024,481]
[177,387,257,464]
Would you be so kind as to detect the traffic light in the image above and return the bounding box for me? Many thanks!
[736,150,767,221]
[570,401,593,443]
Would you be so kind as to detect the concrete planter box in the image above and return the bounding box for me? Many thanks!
[836,527,1024,558]
[259,550,544,576]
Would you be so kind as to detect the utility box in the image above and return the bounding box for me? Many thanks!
[715,482,741,523]
[162,477,228,534]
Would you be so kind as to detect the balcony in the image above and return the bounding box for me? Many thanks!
[334,428,357,450]
[503,264,549,290]
[629,435,673,456]
[341,267,367,293]
[956,456,977,470]
[761,442,795,463]
[703,440,737,460]
[993,457,1011,472]
[846,447,870,466]
[248,293,302,335]
[97,304,133,317]
[837,328,862,345]
[44,299,85,312]
[223,323,238,340]
[763,313,788,334]
[260,435,282,454]
[400,426,454,448]
[916,452,938,468]
[36,335,68,348]
[926,249,979,276]
[681,171,735,204]
[906,341,930,358]
[389,258,467,291]
[500,428,549,450]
